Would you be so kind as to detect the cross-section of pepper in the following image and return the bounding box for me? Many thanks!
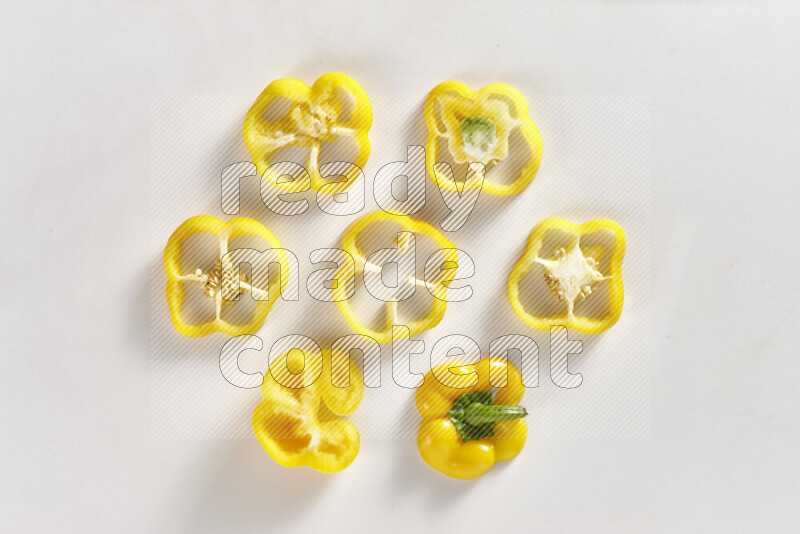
[252,347,364,473]
[507,218,626,334]
[243,72,372,196]
[163,215,290,337]
[333,211,459,344]
[424,81,543,197]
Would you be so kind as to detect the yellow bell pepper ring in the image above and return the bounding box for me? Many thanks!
[416,357,528,479]
[424,81,543,197]
[163,215,289,337]
[334,211,458,344]
[252,348,364,473]
[243,72,372,195]
[507,218,626,335]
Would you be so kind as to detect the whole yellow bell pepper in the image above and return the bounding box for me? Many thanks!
[416,357,528,479]
[243,72,372,195]
[163,215,289,337]
[424,81,543,197]
[252,347,364,473]
[334,211,458,344]
[507,218,626,334]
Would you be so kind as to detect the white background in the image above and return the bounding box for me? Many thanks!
[2,1,799,532]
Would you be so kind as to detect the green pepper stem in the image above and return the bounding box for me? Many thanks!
[463,402,527,426]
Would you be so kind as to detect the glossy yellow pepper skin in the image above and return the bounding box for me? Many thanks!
[424,81,543,197]
[163,215,289,337]
[507,218,626,335]
[334,211,458,344]
[243,72,372,195]
[252,348,364,473]
[416,358,528,480]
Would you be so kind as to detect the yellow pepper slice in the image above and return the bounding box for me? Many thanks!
[163,215,289,337]
[252,347,364,473]
[417,357,528,479]
[243,72,372,195]
[424,81,543,197]
[507,218,626,335]
[334,211,458,344]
